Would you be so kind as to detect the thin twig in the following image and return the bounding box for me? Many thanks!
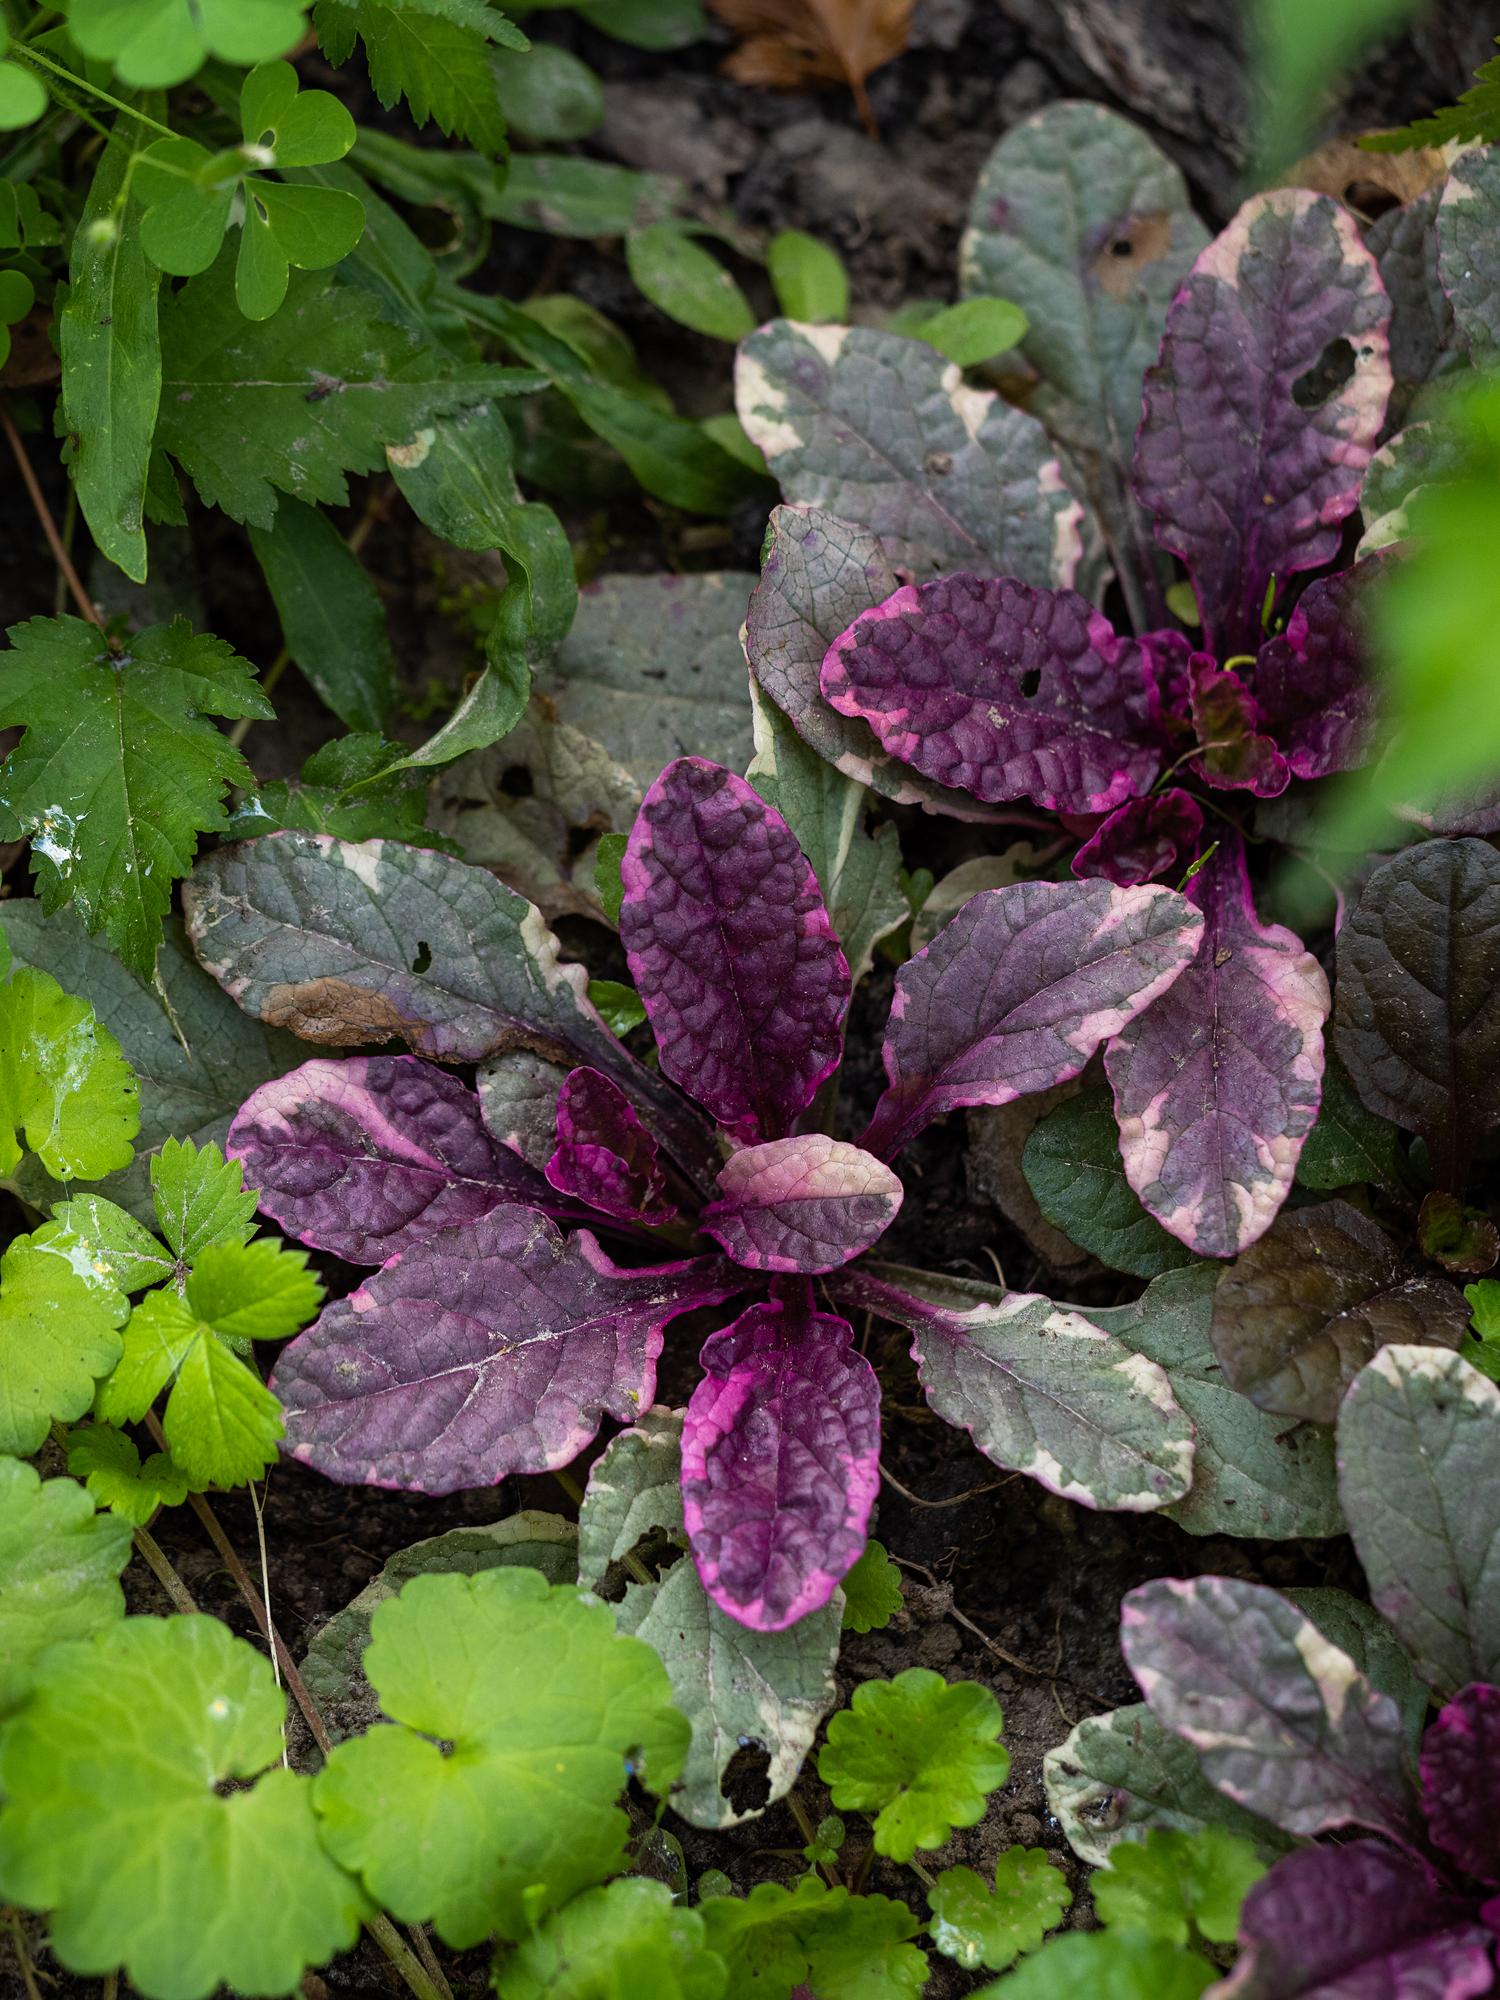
[227,647,288,749]
[250,1477,289,1768]
[133,1525,199,1615]
[3,1913,43,2000]
[783,1788,840,1889]
[1,396,104,630]
[880,1465,1017,1510]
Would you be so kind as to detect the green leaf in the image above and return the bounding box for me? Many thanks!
[1250,0,1420,173]
[698,1877,927,2000]
[235,178,367,319]
[767,228,848,322]
[314,0,511,150]
[249,498,393,732]
[136,140,235,276]
[1464,1278,1500,1381]
[588,979,646,1036]
[0,59,46,129]
[492,41,603,142]
[184,1238,324,1346]
[0,964,139,1182]
[0,615,271,980]
[1282,1586,1432,1752]
[913,296,1028,367]
[156,257,541,531]
[228,734,454,847]
[240,58,356,164]
[66,1424,190,1525]
[36,1194,172,1299]
[0,1615,365,1996]
[494,1877,726,1999]
[974,1933,1216,2000]
[840,1539,902,1633]
[488,153,680,236]
[1365,43,1500,149]
[0,1458,130,1713]
[596,833,627,925]
[1296,1052,1406,1194]
[1022,1085,1197,1279]
[0,1234,126,1457]
[817,1668,1010,1862]
[574,0,705,46]
[1092,1827,1265,1946]
[64,0,311,86]
[312,1566,690,1945]
[60,117,162,584]
[927,1849,1071,1972]
[150,1136,258,1265]
[626,224,755,342]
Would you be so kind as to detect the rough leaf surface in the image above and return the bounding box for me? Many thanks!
[1421,1683,1500,1889]
[701,1135,901,1274]
[1073,790,1204,890]
[546,1066,674,1226]
[1249,565,1376,781]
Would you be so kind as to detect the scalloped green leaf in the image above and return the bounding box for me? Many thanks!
[698,1876,927,2000]
[928,1849,1071,1972]
[0,964,139,1182]
[1092,1826,1264,1945]
[841,1539,903,1634]
[66,1424,190,1526]
[494,1876,726,1999]
[0,1235,127,1457]
[0,1458,130,1712]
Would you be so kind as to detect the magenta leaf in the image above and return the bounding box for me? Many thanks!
[861,877,1203,1161]
[820,574,1163,815]
[1220,1843,1494,2000]
[1421,1685,1500,1890]
[1249,565,1377,781]
[1133,189,1392,655]
[228,1056,549,1264]
[619,758,850,1145]
[271,1208,740,1492]
[1073,790,1205,889]
[1120,1576,1420,1842]
[681,1284,880,1631]
[546,1067,676,1227]
[1105,834,1328,1260]
[1187,656,1288,798]
[701,1135,901,1275]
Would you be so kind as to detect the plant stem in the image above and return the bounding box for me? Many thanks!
[133,1525,199,1615]
[365,1915,450,2000]
[908,1856,936,1890]
[0,396,105,631]
[228,647,289,748]
[2,1915,43,2000]
[784,1789,841,1889]
[17,44,176,139]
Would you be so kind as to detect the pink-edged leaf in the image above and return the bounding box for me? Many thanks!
[836,1263,1194,1512]
[1073,790,1205,889]
[1105,833,1328,1260]
[270,1207,741,1492]
[1187,656,1289,797]
[820,573,1162,815]
[682,1283,880,1631]
[619,758,850,1145]
[1217,1843,1495,2000]
[1421,1685,1500,1890]
[1133,189,1392,656]
[545,1067,676,1226]
[1250,565,1377,781]
[861,878,1203,1161]
[700,1135,901,1275]
[227,1055,550,1264]
[1120,1576,1420,1842]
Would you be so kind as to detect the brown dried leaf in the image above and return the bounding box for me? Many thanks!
[710,0,913,134]
[1282,137,1449,220]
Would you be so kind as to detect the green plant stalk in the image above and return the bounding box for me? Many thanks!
[132,1525,198,1615]
[15,43,176,139]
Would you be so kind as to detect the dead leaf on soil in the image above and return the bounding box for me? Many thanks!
[709,0,913,137]
[1281,136,1449,220]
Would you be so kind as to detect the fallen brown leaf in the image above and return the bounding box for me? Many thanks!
[709,0,913,137]
[1280,135,1449,219]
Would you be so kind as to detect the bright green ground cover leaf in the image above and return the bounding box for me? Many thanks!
[1091,1827,1265,1946]
[314,0,521,151]
[841,1539,903,1633]
[59,118,160,583]
[0,963,138,1182]
[976,1932,1215,1999]
[699,1877,927,2000]
[0,616,271,980]
[151,1137,258,1265]
[65,0,311,86]
[66,1424,190,1525]
[0,1615,365,1997]
[0,1235,126,1456]
[928,1849,1070,1972]
[249,499,393,732]
[913,297,1028,367]
[1022,1085,1196,1279]
[0,40,45,128]
[1367,42,1500,149]
[495,1876,726,1999]
[1465,1278,1500,1380]
[768,228,848,321]
[0,1457,130,1712]
[37,1195,171,1300]
[185,1238,323,1345]
[626,225,754,342]
[313,1566,689,1945]
[588,979,646,1036]
[229,736,452,846]
[818,1668,1010,1861]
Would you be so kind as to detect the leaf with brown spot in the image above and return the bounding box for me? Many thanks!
[709,0,912,135]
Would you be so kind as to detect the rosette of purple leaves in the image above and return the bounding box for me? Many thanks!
[198,757,1205,1633]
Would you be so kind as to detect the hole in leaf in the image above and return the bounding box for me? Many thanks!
[252,193,270,225]
[410,940,432,976]
[593,1528,687,1603]
[720,1739,773,1813]
[1090,212,1172,298]
[499,765,534,799]
[566,824,597,861]
[1292,337,1356,410]
[1019,667,1041,698]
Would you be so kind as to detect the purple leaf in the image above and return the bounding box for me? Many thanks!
[228,1056,549,1264]
[1073,790,1205,889]
[270,1208,740,1492]
[701,1135,901,1274]
[1218,1842,1494,2000]
[820,574,1163,815]
[1250,565,1377,782]
[1105,833,1328,1260]
[1120,1575,1420,1841]
[1369,186,1460,436]
[681,1284,880,1631]
[1133,189,1392,655]
[862,878,1203,1161]
[1187,656,1289,797]
[619,758,850,1146]
[1210,1199,1469,1425]
[546,1067,676,1227]
[1421,1685,1500,1889]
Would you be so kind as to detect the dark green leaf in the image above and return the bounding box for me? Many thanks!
[313,0,512,150]
[1023,1086,1196,1279]
[626,224,755,342]
[249,499,393,732]
[491,41,603,142]
[1297,1053,1406,1194]
[768,228,848,322]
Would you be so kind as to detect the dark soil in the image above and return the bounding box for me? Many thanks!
[3,4,1495,1996]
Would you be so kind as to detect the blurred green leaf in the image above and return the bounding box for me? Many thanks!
[627,224,756,343]
[768,228,849,322]
[914,296,1028,367]
[249,498,394,732]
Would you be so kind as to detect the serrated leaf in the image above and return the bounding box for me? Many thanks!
[698,1876,927,2000]
[0,1616,365,1998]
[928,1850,1071,1972]
[313,1566,688,1945]
[977,1932,1216,1999]
[314,0,510,149]
[36,1195,172,1299]
[0,616,270,979]
[577,1410,844,1830]
[841,1539,902,1633]
[0,963,139,1182]
[150,1136,258,1264]
[231,734,452,847]
[64,0,311,86]
[1093,1827,1264,1945]
[495,1876,726,1999]
[1022,1086,1196,1280]
[186,1238,324,1346]
[249,498,393,733]
[0,1235,127,1457]
[0,1458,130,1713]
[66,1424,190,1526]
[818,1667,1010,1862]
